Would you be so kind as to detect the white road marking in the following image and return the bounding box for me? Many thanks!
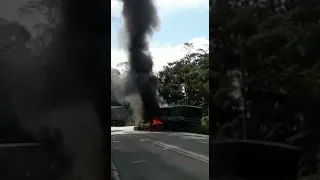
[129,133,209,163]
[197,141,208,144]
[131,160,148,164]
[112,141,120,143]
[112,127,209,163]
[150,140,209,163]
[180,136,208,144]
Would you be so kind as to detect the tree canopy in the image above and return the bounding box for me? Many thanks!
[212,0,320,177]
[158,43,209,107]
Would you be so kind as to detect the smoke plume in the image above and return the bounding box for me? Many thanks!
[121,0,161,124]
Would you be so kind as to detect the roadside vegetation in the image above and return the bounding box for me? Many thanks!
[212,0,320,178]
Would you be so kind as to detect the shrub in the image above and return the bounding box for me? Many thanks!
[201,116,209,128]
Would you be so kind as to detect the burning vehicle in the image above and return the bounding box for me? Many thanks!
[148,105,203,131]
[149,117,163,131]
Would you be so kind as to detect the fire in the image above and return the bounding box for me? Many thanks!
[151,117,162,126]
[149,117,163,131]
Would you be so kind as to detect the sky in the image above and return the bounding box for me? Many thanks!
[111,0,209,72]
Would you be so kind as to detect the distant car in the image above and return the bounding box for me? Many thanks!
[111,106,127,126]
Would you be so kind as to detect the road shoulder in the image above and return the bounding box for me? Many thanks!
[111,160,120,180]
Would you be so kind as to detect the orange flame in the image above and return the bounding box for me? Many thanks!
[151,117,163,126]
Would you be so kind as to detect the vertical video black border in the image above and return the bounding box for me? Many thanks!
[0,0,112,179]
[208,0,214,179]
[208,0,304,180]
[90,0,112,178]
[107,0,112,178]
[56,0,112,178]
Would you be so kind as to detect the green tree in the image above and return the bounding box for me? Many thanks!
[158,43,209,107]
[111,68,122,106]
[212,0,320,176]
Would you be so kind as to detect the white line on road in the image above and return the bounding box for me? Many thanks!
[197,141,208,144]
[129,133,209,163]
[148,140,209,163]
[131,160,148,164]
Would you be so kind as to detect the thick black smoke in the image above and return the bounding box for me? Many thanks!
[121,0,161,123]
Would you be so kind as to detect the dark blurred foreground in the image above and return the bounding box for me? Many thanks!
[0,143,50,180]
[210,140,302,180]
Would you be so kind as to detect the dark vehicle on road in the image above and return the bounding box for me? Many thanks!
[111,106,127,126]
[153,105,203,131]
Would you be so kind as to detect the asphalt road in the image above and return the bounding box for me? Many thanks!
[111,126,209,180]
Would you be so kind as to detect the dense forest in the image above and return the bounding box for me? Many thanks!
[212,0,320,178]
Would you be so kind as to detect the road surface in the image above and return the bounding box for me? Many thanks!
[111,126,209,180]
